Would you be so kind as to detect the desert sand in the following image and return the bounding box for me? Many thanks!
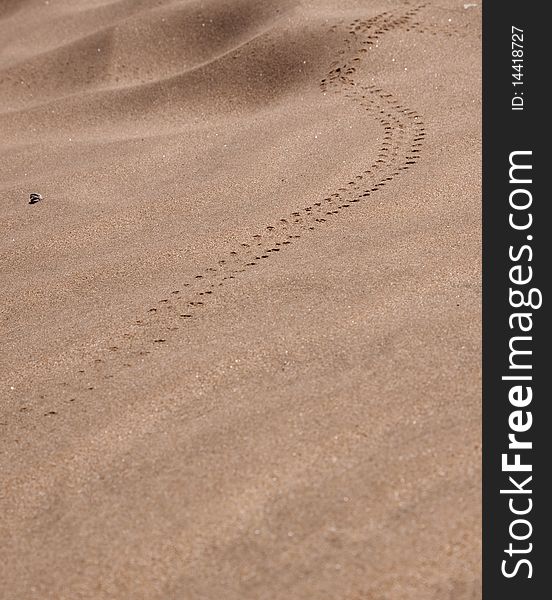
[0,0,481,598]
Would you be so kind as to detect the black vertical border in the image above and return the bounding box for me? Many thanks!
[483,1,547,598]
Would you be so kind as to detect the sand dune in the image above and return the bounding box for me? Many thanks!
[1,1,481,598]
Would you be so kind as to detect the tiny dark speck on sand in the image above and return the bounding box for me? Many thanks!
[29,193,43,204]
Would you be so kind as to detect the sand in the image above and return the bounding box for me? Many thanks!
[0,1,481,598]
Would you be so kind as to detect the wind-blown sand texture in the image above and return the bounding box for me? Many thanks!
[1,1,481,598]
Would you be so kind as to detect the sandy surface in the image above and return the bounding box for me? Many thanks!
[0,1,481,598]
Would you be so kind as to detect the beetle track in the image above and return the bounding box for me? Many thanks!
[29,2,435,414]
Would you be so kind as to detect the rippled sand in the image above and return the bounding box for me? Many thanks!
[0,1,481,598]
